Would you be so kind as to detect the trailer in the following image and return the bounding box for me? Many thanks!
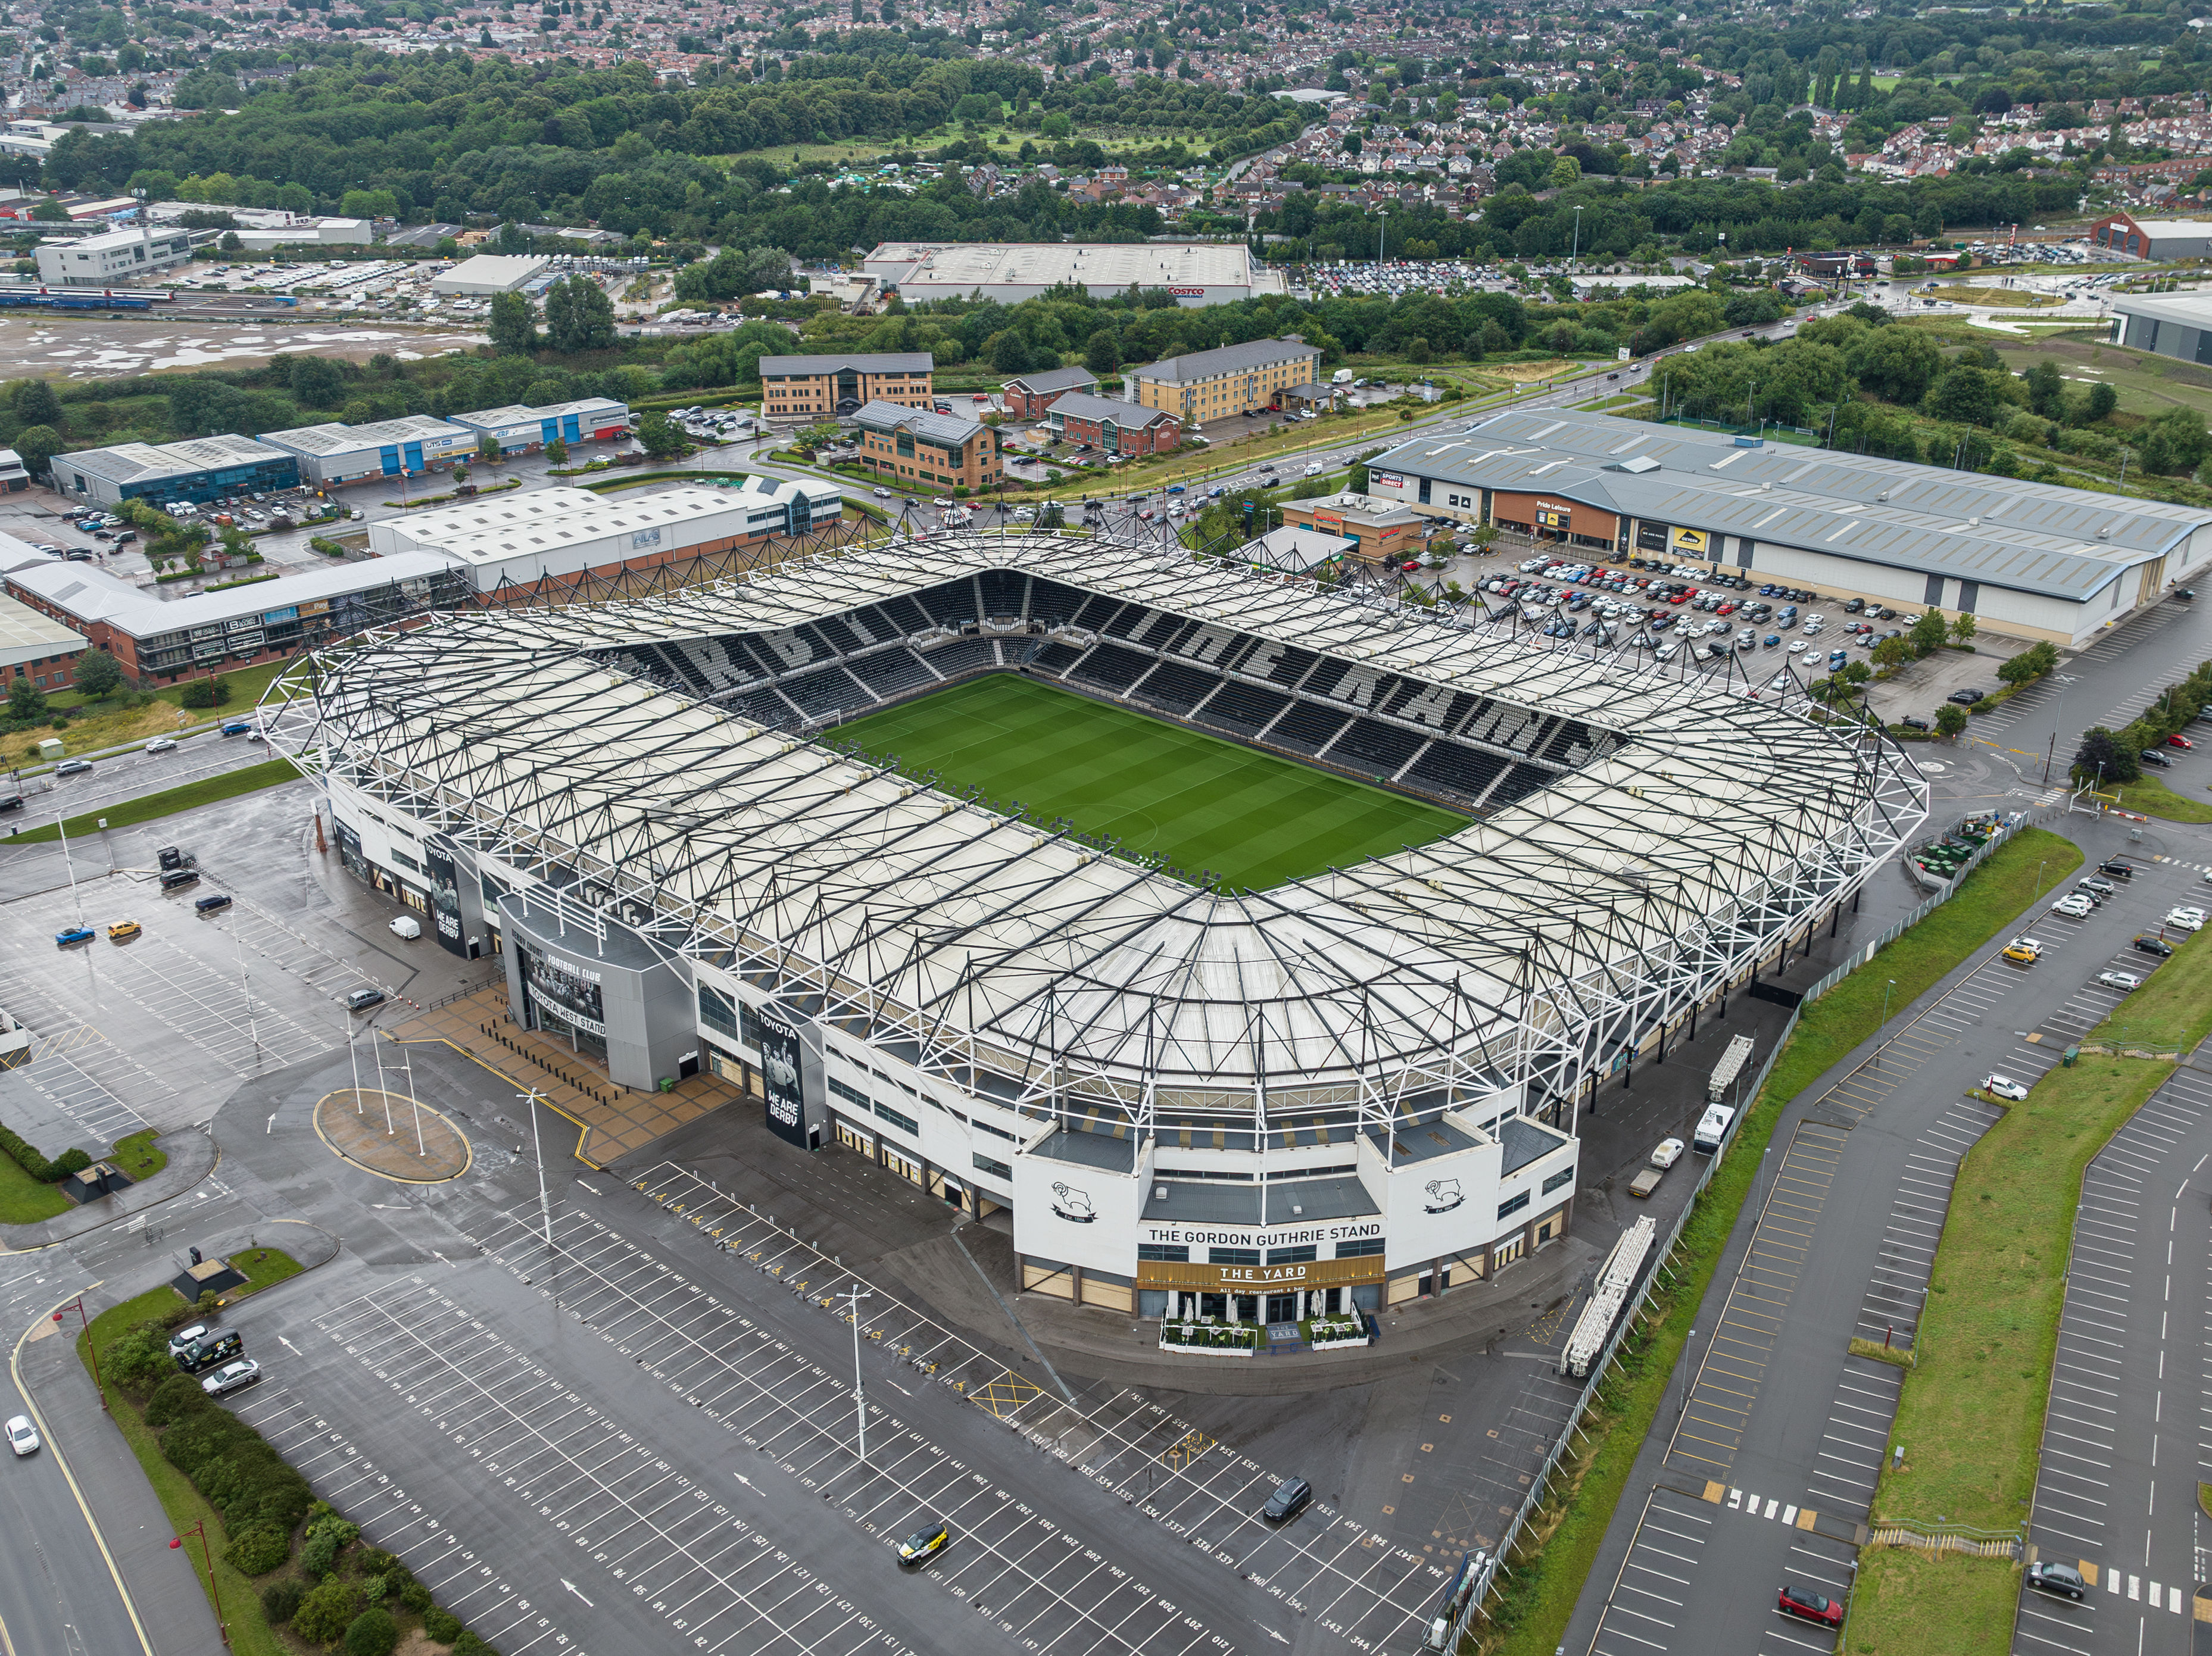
[1558,1216,1656,1379]
[1707,1032,1756,1102]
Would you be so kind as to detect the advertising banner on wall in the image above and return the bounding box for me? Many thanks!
[522,944,606,1037]
[759,1013,809,1148]
[1669,527,1709,556]
[424,835,466,958]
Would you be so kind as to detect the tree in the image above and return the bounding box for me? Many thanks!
[487,290,539,355]
[1082,329,1121,376]
[9,377,62,428]
[7,677,48,723]
[1908,611,1948,656]
[1948,613,1977,645]
[476,433,501,463]
[989,331,1032,374]
[542,276,616,354]
[12,424,63,477]
[2073,724,2136,785]
[1934,702,1968,739]
[544,438,567,466]
[73,649,122,699]
[637,411,687,458]
[1871,634,1910,668]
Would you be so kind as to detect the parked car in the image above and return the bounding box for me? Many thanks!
[2001,937,2042,964]
[1983,1074,2030,1102]
[2168,733,2195,749]
[898,1519,950,1566]
[2099,860,2135,879]
[2133,934,2176,958]
[55,926,95,948]
[1650,1138,1685,1169]
[2049,893,2094,918]
[2165,906,2207,931]
[200,1358,263,1397]
[2096,970,2143,992]
[1261,1476,1313,1523]
[107,920,142,942]
[2026,1561,2087,1601]
[1946,689,1986,705]
[345,987,386,1012]
[1777,1584,1844,1627]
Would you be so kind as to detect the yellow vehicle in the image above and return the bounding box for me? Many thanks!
[897,1520,949,1566]
[2001,936,2042,964]
[107,920,142,942]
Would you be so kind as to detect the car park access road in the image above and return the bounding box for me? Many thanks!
[7,724,275,830]
[1567,823,2208,1656]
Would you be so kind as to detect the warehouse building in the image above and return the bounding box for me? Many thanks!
[259,415,476,486]
[2086,211,2212,261]
[1043,391,1181,457]
[852,401,1003,491]
[448,397,629,455]
[34,223,198,288]
[4,548,470,683]
[863,242,1287,307]
[405,483,845,593]
[430,254,551,295]
[1131,337,1324,422]
[2108,290,2212,366]
[53,433,299,508]
[757,352,934,420]
[1366,411,2212,646]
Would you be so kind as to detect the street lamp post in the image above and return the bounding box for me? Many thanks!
[843,1283,873,1463]
[520,1089,553,1245]
[54,1296,104,1411]
[171,1518,228,1645]
[1570,204,1583,271]
[1876,977,1896,1063]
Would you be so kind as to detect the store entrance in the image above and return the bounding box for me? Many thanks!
[1266,1293,1299,1323]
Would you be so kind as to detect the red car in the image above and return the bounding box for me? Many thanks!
[1777,1584,1844,1627]
[1401,560,1422,572]
[2169,733,2194,749]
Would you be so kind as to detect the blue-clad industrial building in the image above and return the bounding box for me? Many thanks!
[448,396,629,455]
[54,433,300,508]
[259,414,478,487]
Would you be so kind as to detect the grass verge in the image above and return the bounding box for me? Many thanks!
[231,1246,302,1294]
[1483,829,2074,1655]
[1847,1549,2021,1656]
[1849,1335,1915,1369]
[4,758,301,844]
[110,1129,167,1183]
[1876,1055,2172,1530]
[0,1146,69,1224]
[2111,772,2212,824]
[77,1289,286,1656]
[2085,923,2212,1054]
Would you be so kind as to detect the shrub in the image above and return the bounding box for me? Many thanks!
[357,1548,414,1589]
[451,1632,499,1656]
[261,1578,305,1625]
[422,1607,463,1642]
[344,1606,399,1656]
[301,1513,360,1577]
[144,1372,211,1427]
[102,1326,178,1398]
[292,1577,364,1645]
[178,676,232,708]
[0,1121,91,1182]
[227,1523,292,1576]
[398,1580,434,1613]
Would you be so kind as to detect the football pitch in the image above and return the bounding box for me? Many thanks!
[829,675,1469,891]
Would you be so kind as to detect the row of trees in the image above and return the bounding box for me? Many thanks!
[2074,658,2212,788]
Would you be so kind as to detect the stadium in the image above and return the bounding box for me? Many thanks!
[262,533,1927,1330]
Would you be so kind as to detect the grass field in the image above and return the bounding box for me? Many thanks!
[3,758,301,845]
[829,676,1467,890]
[2087,923,2212,1051]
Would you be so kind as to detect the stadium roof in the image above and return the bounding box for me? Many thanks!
[1381,411,2211,601]
[263,536,1923,1125]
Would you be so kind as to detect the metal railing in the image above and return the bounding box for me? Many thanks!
[1446,812,2029,1646]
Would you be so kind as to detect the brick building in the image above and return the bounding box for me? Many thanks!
[1278,492,1425,565]
[0,584,90,693]
[853,401,1003,492]
[1044,392,1182,457]
[1131,337,1324,423]
[759,352,935,420]
[1000,365,1100,420]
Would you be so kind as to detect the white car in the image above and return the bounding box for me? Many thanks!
[4,1415,38,1457]
[143,736,177,754]
[1303,462,1325,477]
[2165,907,2207,932]
[932,496,954,508]
[1649,1137,1684,1169]
[2096,969,2144,992]
[2049,893,2095,918]
[1983,1074,2030,1102]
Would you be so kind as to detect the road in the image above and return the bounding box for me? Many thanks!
[7,724,275,838]
[1571,829,2212,1656]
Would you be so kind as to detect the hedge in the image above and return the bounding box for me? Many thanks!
[0,1120,91,1183]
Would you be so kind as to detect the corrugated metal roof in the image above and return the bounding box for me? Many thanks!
[1375,411,2211,601]
[59,433,296,488]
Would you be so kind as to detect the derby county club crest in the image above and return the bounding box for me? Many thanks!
[1424,1177,1465,1214]
[1050,1182,1096,1223]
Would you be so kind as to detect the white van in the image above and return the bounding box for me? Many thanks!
[389,914,422,941]
[1692,1104,1734,1154]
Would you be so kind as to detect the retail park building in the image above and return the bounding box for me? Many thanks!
[1368,411,2212,646]
[863,241,1287,306]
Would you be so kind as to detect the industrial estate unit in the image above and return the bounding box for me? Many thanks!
[262,535,1923,1329]
[1366,410,2212,645]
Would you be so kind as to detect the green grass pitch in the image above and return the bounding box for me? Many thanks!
[828,675,1469,891]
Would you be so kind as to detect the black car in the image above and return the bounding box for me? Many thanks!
[1261,1476,1312,1524]
[193,893,233,914]
[2141,748,2173,768]
[2099,860,2135,879]
[2026,1561,2087,1600]
[1946,688,1985,705]
[1899,715,1931,732]
[2133,934,2175,958]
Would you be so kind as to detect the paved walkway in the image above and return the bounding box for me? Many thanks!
[395,988,742,1165]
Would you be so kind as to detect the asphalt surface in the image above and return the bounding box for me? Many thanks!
[7,725,276,835]
[2013,1041,2212,1656]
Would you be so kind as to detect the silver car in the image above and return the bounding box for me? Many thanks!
[201,1358,263,1397]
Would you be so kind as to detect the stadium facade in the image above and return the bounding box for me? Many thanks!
[264,537,1924,1327]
